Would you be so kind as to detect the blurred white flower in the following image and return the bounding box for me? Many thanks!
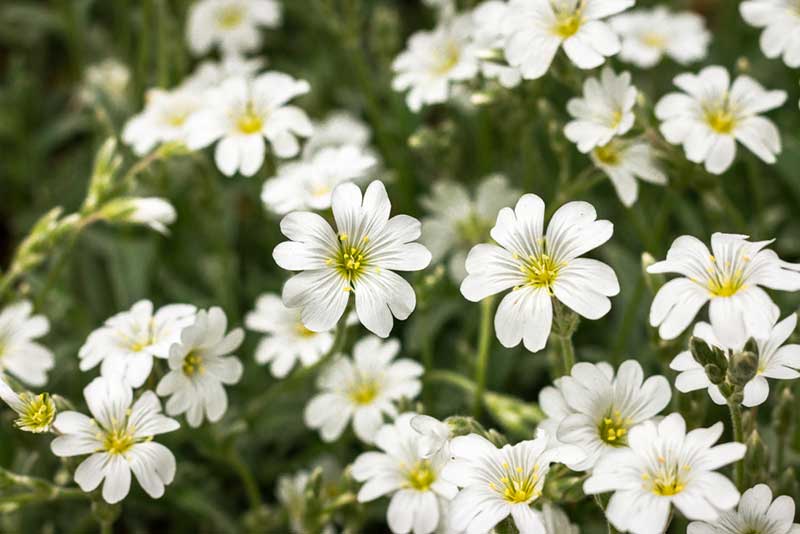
[50,377,179,504]
[584,413,746,534]
[182,55,265,91]
[186,0,281,56]
[0,301,54,387]
[122,87,204,155]
[538,360,671,470]
[421,175,520,283]
[126,197,177,234]
[392,14,480,112]
[276,469,337,534]
[460,194,619,352]
[79,300,197,389]
[610,7,710,68]
[0,377,56,433]
[470,1,522,88]
[647,232,800,344]
[302,112,372,158]
[671,308,800,407]
[273,180,431,338]
[688,483,800,534]
[655,66,786,174]
[740,1,800,68]
[410,414,451,459]
[564,67,637,153]
[443,431,585,534]
[81,59,130,104]
[590,139,667,207]
[186,73,313,176]
[352,413,457,534]
[156,307,244,428]
[304,336,422,443]
[540,504,580,534]
[503,0,634,80]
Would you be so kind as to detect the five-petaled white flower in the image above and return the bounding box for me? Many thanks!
[671,307,800,407]
[688,483,800,534]
[273,180,432,338]
[0,301,54,387]
[186,73,313,176]
[564,67,637,153]
[304,336,423,443]
[590,139,667,207]
[156,307,244,427]
[186,0,281,56]
[79,300,197,389]
[443,431,585,534]
[584,413,746,534]
[460,194,619,352]
[648,232,800,345]
[0,377,56,433]
[539,360,671,470]
[392,14,480,112]
[352,413,458,534]
[655,66,787,174]
[503,0,634,80]
[740,1,800,68]
[610,7,710,68]
[50,377,179,504]
[122,87,204,155]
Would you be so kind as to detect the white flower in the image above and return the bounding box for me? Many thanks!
[471,1,523,88]
[688,483,800,534]
[122,87,204,155]
[460,194,619,352]
[564,67,637,153]
[276,469,337,534]
[647,232,800,345]
[411,414,451,459]
[590,139,667,207]
[50,377,179,504]
[126,197,177,234]
[79,300,197,389]
[0,377,56,433]
[392,14,480,112]
[352,413,457,534]
[273,180,431,338]
[156,307,244,427]
[443,431,585,534]
[81,59,130,104]
[671,309,800,407]
[182,55,265,91]
[245,293,335,378]
[0,301,54,387]
[740,1,800,68]
[538,360,671,470]
[610,7,710,68]
[303,336,423,443]
[186,73,313,176]
[503,0,634,80]
[655,66,787,174]
[261,145,377,215]
[584,413,746,534]
[421,174,520,282]
[186,0,281,56]
[540,504,580,534]
[302,112,372,158]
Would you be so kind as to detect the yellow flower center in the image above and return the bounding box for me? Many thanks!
[704,107,736,134]
[349,380,378,405]
[593,143,621,166]
[165,112,189,128]
[456,213,491,245]
[705,254,749,297]
[328,234,372,290]
[553,12,583,38]
[16,393,56,433]
[216,5,245,29]
[642,459,689,497]
[435,42,461,75]
[598,410,631,446]
[489,462,541,504]
[516,250,563,294]
[182,351,205,377]
[641,32,667,49]
[103,427,136,455]
[294,322,317,338]
[405,460,436,491]
[237,109,264,135]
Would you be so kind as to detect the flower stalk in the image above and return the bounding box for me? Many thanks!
[473,296,495,418]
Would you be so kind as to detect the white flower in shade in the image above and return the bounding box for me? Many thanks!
[302,112,371,158]
[81,59,130,104]
[740,1,800,68]
[276,470,337,534]
[460,194,619,353]
[590,139,667,207]
[186,0,281,56]
[647,232,800,345]
[186,73,313,176]
[126,197,177,234]
[273,180,431,338]
[352,413,458,534]
[688,483,800,534]
[538,360,671,470]
[182,55,265,91]
[443,431,585,534]
[610,7,710,68]
[0,378,56,433]
[244,293,335,378]
[421,174,520,283]
[156,307,244,427]
[471,1,523,88]
[122,87,204,155]
[79,300,197,389]
[261,145,377,215]
[50,377,179,504]
[564,67,637,153]
[304,336,423,443]
[540,503,580,534]
[0,301,54,387]
[392,14,480,112]
[584,413,746,534]
[670,308,800,407]
[655,66,787,174]
[503,0,634,80]
[411,414,452,458]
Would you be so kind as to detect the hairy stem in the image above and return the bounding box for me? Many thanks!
[473,296,495,418]
[559,334,576,376]
[728,401,745,489]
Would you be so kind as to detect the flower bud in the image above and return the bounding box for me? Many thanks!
[483,391,545,438]
[727,350,759,387]
[641,252,664,294]
[100,197,176,234]
[690,337,727,371]
[703,363,725,385]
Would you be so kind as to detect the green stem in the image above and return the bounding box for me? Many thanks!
[473,297,495,418]
[227,448,262,511]
[728,401,745,489]
[559,334,576,376]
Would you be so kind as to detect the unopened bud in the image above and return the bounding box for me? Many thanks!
[746,429,767,471]
[642,252,664,294]
[728,350,759,387]
[690,337,727,371]
[703,363,724,385]
[775,387,795,432]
